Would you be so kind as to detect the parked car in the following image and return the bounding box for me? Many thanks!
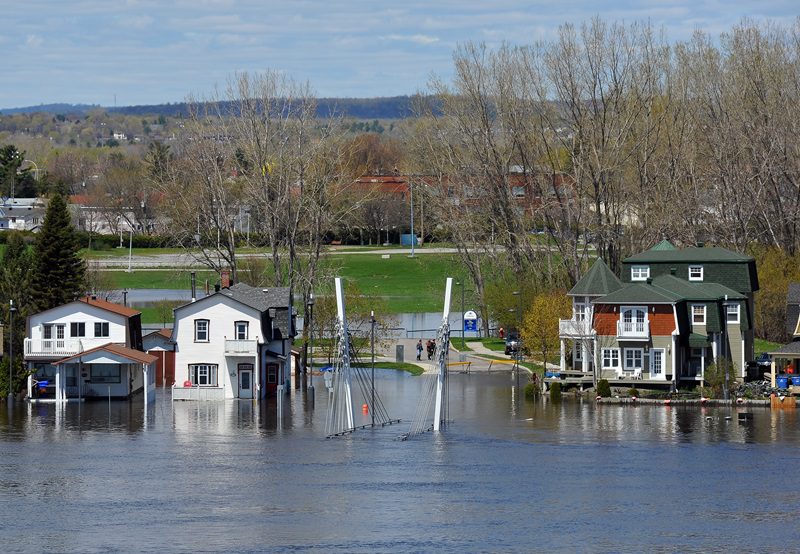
[756,353,772,369]
[505,333,521,355]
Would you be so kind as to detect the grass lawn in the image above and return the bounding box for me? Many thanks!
[755,338,783,355]
[104,269,218,290]
[353,361,424,376]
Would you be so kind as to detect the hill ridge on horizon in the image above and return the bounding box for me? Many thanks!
[0,96,426,120]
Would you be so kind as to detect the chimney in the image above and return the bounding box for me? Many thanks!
[646,277,653,285]
[214,283,221,293]
[221,270,231,289]
[191,271,196,303]
[670,267,676,275]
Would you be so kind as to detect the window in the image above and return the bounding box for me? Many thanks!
[574,303,586,321]
[624,348,644,370]
[70,322,85,337]
[512,185,526,198]
[190,364,218,386]
[602,348,620,369]
[621,307,647,333]
[575,346,582,361]
[650,349,664,375]
[691,304,706,325]
[688,266,703,281]
[631,266,650,281]
[194,319,209,342]
[726,304,740,324]
[90,365,121,383]
[43,324,52,340]
[56,325,65,340]
[94,322,110,337]
[235,321,249,340]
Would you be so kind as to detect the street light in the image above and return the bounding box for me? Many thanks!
[8,300,17,403]
[456,281,468,348]
[306,293,315,395]
[370,310,376,428]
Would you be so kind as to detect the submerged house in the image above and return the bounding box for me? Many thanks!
[171,282,295,401]
[558,241,759,388]
[24,296,156,401]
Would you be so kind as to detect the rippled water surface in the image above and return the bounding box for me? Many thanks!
[1,371,799,553]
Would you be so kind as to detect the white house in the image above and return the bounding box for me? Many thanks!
[24,296,155,402]
[171,282,295,401]
[0,198,47,232]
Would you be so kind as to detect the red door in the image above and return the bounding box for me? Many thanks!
[266,363,279,396]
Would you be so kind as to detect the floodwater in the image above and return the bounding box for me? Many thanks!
[1,371,798,553]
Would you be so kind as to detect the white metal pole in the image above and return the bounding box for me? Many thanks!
[434,277,453,431]
[127,229,133,273]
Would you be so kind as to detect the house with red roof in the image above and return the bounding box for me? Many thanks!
[24,296,156,402]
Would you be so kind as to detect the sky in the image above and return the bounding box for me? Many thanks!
[2,0,797,109]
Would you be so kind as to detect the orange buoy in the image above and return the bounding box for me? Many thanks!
[362,403,369,413]
[664,399,671,405]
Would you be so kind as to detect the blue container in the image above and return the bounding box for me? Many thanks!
[777,376,789,388]
[791,376,800,386]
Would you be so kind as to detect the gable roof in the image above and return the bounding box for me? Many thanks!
[624,246,753,264]
[78,296,141,318]
[593,281,683,304]
[650,239,676,251]
[569,258,623,297]
[54,343,157,365]
[219,283,291,312]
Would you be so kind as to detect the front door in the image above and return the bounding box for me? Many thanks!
[650,348,665,380]
[266,363,279,396]
[238,369,253,399]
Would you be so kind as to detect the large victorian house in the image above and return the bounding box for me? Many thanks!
[558,241,759,389]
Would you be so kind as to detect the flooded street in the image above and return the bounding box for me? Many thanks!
[1,370,798,552]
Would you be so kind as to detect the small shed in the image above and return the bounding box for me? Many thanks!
[767,341,800,389]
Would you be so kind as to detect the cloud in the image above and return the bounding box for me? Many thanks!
[25,34,43,48]
[381,33,440,45]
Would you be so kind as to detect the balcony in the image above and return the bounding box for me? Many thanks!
[616,320,650,340]
[224,339,257,356]
[559,319,594,338]
[25,338,83,359]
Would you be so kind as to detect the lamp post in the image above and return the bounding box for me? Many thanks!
[456,281,466,348]
[409,179,415,257]
[8,300,16,403]
[127,228,133,273]
[370,310,376,428]
[306,293,315,395]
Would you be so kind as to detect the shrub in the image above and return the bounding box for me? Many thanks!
[524,382,539,400]
[628,387,640,397]
[549,381,562,402]
[597,379,612,398]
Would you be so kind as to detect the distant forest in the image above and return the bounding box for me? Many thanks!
[0,96,423,120]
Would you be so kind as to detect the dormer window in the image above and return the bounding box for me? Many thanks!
[574,303,586,321]
[691,304,706,325]
[726,304,740,324]
[689,266,703,281]
[631,266,650,281]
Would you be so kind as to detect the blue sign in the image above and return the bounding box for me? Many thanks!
[464,319,478,332]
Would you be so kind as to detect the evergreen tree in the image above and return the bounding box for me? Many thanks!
[0,232,32,397]
[29,194,86,312]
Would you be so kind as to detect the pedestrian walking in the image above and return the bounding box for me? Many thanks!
[427,339,435,360]
[416,339,423,361]
[499,327,505,339]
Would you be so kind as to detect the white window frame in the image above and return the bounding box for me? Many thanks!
[94,321,110,337]
[691,304,706,325]
[688,265,704,281]
[602,348,620,369]
[574,302,586,322]
[620,306,648,333]
[624,348,644,371]
[70,322,85,337]
[194,319,210,342]
[631,265,650,281]
[235,321,249,340]
[189,364,218,387]
[725,304,740,324]
[574,345,582,361]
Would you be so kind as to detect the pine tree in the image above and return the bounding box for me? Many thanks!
[0,232,32,397]
[29,193,86,312]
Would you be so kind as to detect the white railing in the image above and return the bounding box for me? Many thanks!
[224,339,257,356]
[559,319,593,337]
[24,338,83,358]
[616,319,650,339]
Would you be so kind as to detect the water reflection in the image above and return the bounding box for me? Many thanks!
[1,371,799,552]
